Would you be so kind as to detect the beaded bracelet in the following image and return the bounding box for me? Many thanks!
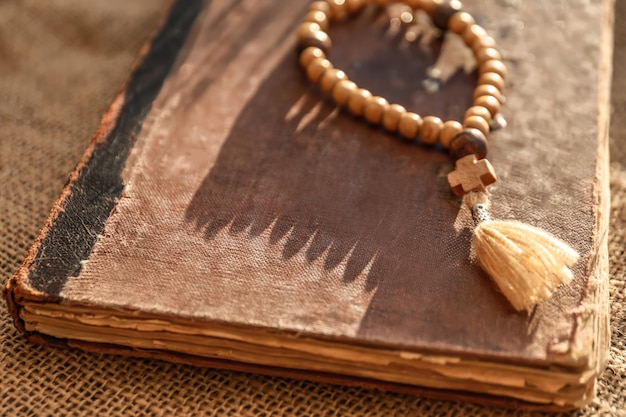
[296,0,579,312]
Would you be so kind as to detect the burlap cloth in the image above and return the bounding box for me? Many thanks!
[0,1,624,416]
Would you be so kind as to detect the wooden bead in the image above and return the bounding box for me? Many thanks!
[474,93,501,116]
[306,57,333,83]
[431,1,462,30]
[473,95,501,117]
[448,12,475,35]
[478,72,505,91]
[346,0,367,14]
[320,68,348,93]
[449,128,488,160]
[464,115,490,136]
[297,22,322,39]
[478,59,507,79]
[439,120,463,148]
[299,46,325,68]
[473,84,503,103]
[449,0,463,9]
[303,10,329,31]
[420,115,443,144]
[298,25,332,52]
[462,24,488,47]
[464,105,492,122]
[398,112,423,140]
[382,104,407,132]
[309,1,331,14]
[326,0,349,21]
[471,35,497,53]
[419,0,443,15]
[364,96,390,124]
[332,80,357,107]
[475,47,502,65]
[347,88,372,117]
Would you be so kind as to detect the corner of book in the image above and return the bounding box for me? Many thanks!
[4,266,36,336]
[546,260,610,381]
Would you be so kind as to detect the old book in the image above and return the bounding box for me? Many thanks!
[4,0,612,410]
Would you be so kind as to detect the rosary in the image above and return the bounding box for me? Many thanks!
[296,0,579,312]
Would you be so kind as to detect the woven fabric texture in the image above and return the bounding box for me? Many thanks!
[1,1,624,416]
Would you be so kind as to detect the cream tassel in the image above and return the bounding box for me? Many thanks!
[465,192,579,312]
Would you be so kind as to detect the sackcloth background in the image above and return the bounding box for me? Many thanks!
[0,1,624,416]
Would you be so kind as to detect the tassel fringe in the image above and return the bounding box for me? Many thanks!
[466,193,580,312]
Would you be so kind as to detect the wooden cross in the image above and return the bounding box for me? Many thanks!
[447,155,497,197]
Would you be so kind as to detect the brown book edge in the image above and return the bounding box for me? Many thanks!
[4,0,613,411]
[574,0,613,382]
[22,331,593,413]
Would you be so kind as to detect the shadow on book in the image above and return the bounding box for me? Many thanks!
[184,14,525,346]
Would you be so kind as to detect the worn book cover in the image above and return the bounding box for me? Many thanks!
[4,0,612,410]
